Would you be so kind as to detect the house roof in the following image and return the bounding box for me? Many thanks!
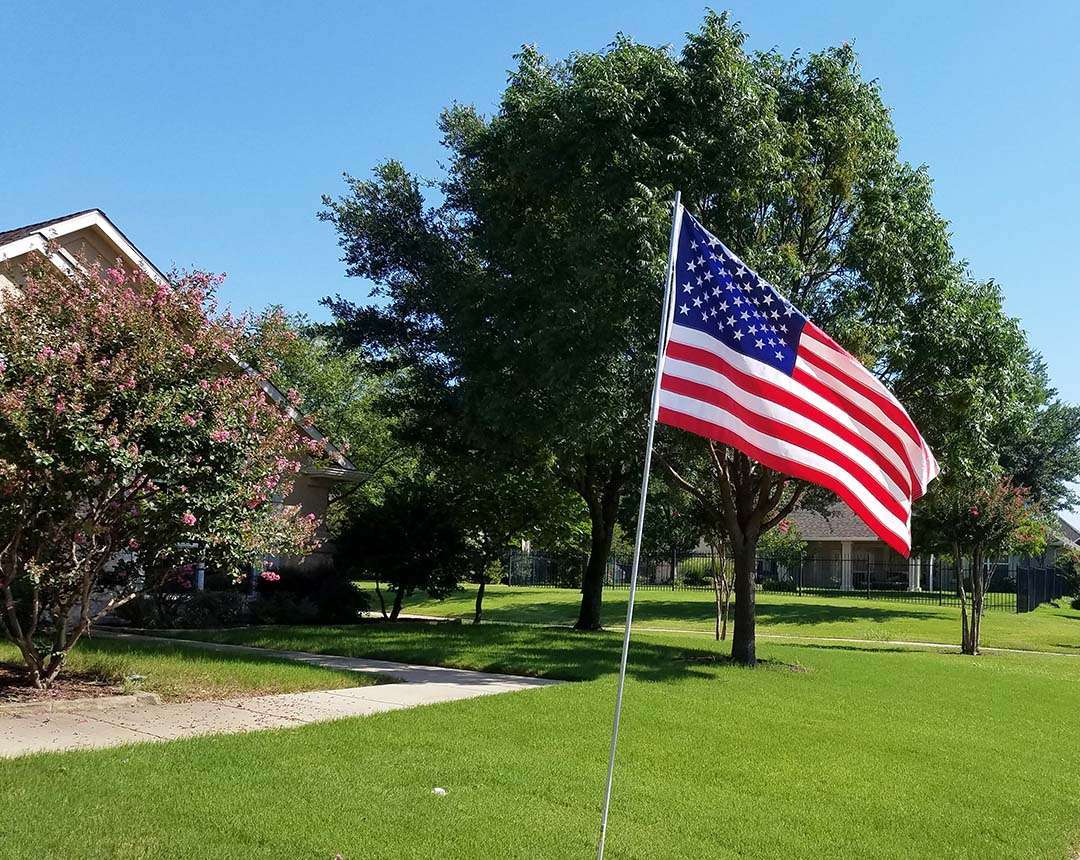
[0,210,358,474]
[787,502,879,541]
[1055,515,1080,546]
[0,209,99,247]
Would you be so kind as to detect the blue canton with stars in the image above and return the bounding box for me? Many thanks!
[672,209,807,376]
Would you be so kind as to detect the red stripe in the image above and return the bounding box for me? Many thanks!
[801,323,922,447]
[664,340,912,498]
[658,406,910,556]
[791,361,920,494]
[660,374,909,524]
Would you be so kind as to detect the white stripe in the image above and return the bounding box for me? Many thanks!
[799,332,939,494]
[800,331,895,399]
[662,356,910,507]
[659,388,910,546]
[795,356,931,496]
[666,323,915,494]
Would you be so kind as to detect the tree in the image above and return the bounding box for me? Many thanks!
[0,259,317,687]
[633,479,700,590]
[246,308,416,507]
[319,14,977,651]
[333,477,466,619]
[918,479,1047,654]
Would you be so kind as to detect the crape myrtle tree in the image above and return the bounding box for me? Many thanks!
[907,278,1080,653]
[0,258,318,688]
[320,13,969,646]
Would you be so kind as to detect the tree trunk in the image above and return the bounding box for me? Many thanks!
[374,577,389,620]
[575,477,620,631]
[389,586,406,621]
[731,540,758,666]
[473,580,486,625]
[720,575,732,641]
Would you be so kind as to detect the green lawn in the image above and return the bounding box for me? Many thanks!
[392,583,1080,653]
[1,623,1079,858]
[0,636,375,702]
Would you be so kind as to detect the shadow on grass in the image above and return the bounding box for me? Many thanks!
[175,621,732,683]
[456,591,950,630]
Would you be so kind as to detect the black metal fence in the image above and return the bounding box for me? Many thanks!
[501,550,1066,614]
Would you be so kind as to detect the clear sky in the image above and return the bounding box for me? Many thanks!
[5,0,1079,406]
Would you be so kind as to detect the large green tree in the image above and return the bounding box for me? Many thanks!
[319,14,975,656]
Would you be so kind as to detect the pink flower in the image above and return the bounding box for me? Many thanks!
[180,511,197,527]
[180,344,196,358]
[181,414,198,428]
[107,435,121,449]
[210,429,231,443]
[260,571,281,583]
[54,400,66,414]
[970,507,980,517]
[286,388,302,406]
[106,267,127,286]
[127,538,140,550]
[37,346,55,361]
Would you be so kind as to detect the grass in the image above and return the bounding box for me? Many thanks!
[0,636,377,702]
[391,583,1080,653]
[1,623,1079,858]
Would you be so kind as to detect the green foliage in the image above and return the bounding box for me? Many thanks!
[334,477,467,604]
[675,555,729,588]
[259,564,369,624]
[756,520,808,568]
[1055,544,1080,596]
[248,593,320,626]
[172,591,246,629]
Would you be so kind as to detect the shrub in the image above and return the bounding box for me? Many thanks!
[173,591,246,629]
[113,594,164,629]
[249,593,319,625]
[1071,595,1080,611]
[258,564,369,623]
[676,556,726,587]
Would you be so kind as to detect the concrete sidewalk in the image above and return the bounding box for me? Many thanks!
[0,633,559,759]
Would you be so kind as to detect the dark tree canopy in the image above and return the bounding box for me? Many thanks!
[318,12,1076,657]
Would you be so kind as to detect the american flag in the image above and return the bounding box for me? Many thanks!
[657,207,939,556]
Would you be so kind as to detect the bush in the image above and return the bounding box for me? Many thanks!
[1071,595,1080,611]
[113,594,165,629]
[258,564,369,623]
[676,556,726,587]
[172,591,246,629]
[249,593,320,625]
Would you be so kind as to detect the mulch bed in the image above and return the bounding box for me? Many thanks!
[0,662,122,705]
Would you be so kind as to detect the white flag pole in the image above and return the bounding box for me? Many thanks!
[596,190,683,860]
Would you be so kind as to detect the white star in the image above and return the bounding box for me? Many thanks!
[679,303,690,315]
[707,235,720,248]
[692,296,703,308]
[686,259,697,272]
[784,305,795,316]
[733,296,743,307]
[748,324,758,335]
[702,312,709,321]
[762,294,774,305]
[755,339,765,349]
[697,255,705,266]
[775,351,784,360]
[740,311,750,321]
[710,307,718,317]
[696,276,703,287]
[718,300,728,312]
[703,270,713,281]
[770,310,780,319]
[690,239,699,250]
[682,282,693,294]
[726,316,736,326]
[712,287,722,298]
[733,329,744,340]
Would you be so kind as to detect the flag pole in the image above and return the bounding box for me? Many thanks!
[596,190,682,860]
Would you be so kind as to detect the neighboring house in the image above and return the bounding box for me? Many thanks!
[784,500,1079,591]
[0,208,360,569]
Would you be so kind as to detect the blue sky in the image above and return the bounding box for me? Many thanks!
[5,0,1079,408]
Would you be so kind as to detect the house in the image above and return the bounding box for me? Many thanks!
[0,208,360,569]
[783,500,1079,592]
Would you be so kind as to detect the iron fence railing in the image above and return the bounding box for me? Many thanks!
[501,550,1066,614]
